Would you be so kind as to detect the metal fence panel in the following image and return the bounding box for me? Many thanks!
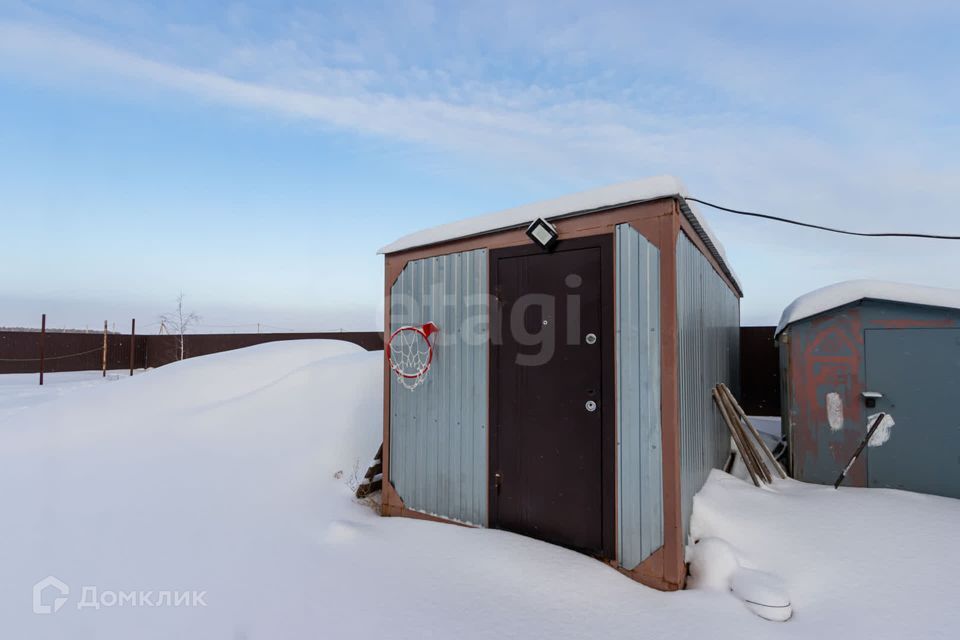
[389,250,489,525]
[615,224,664,569]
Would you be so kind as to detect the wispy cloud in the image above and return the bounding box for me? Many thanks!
[1,2,959,323]
[0,20,860,185]
[1,11,955,204]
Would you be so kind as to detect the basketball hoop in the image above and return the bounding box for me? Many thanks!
[387,322,439,391]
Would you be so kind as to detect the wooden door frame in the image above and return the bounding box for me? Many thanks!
[487,233,616,560]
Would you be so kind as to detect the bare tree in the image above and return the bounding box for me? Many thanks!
[159,292,200,361]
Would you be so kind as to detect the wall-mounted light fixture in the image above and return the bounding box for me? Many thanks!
[525,217,559,251]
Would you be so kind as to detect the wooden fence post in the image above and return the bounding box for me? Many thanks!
[102,320,108,377]
[129,319,136,376]
[39,313,46,386]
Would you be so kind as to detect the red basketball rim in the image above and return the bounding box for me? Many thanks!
[387,324,435,379]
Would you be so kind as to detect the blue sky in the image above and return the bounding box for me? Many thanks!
[2,0,959,331]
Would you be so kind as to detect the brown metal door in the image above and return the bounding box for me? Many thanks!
[490,235,615,559]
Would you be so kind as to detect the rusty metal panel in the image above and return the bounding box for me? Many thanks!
[676,232,739,537]
[615,224,663,569]
[388,249,489,526]
[781,300,960,488]
[783,306,867,485]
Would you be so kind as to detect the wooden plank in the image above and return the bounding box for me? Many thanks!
[712,388,760,486]
[720,387,771,484]
[356,444,385,499]
[356,478,383,499]
[720,384,787,479]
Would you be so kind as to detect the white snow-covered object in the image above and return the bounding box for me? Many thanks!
[687,537,793,622]
[378,175,740,292]
[867,412,896,447]
[730,567,793,622]
[777,279,960,335]
[826,392,844,431]
[686,537,742,591]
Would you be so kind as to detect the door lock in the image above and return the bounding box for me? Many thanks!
[585,400,597,412]
[585,333,597,345]
[862,391,883,409]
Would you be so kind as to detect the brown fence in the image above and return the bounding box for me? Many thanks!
[0,331,383,375]
[739,326,780,416]
[4,326,778,414]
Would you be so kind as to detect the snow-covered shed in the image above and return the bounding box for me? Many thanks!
[777,280,960,498]
[378,176,741,590]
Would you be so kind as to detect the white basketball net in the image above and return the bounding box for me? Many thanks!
[388,325,436,391]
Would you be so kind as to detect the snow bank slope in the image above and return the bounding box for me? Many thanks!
[0,340,751,640]
[0,340,385,638]
[0,370,139,423]
[693,471,960,638]
[3,341,959,639]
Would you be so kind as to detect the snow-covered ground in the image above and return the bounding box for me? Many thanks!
[0,369,143,423]
[1,341,957,639]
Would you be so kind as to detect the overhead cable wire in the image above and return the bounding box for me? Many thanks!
[686,196,960,240]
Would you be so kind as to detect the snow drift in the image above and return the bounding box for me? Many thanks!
[692,471,960,637]
[1,340,959,639]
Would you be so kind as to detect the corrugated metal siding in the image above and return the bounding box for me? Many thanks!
[615,224,663,569]
[389,250,489,526]
[676,232,739,538]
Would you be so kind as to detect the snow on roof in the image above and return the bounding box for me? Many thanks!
[378,175,741,293]
[776,279,960,335]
